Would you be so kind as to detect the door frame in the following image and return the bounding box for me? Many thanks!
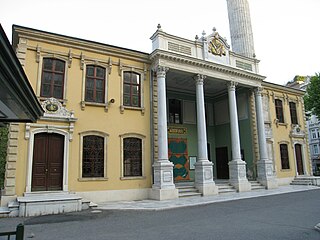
[293,143,307,176]
[26,128,69,193]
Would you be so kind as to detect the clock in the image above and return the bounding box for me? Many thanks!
[45,103,59,112]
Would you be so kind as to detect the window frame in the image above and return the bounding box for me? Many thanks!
[313,144,319,155]
[85,65,106,104]
[289,102,298,125]
[311,129,317,139]
[40,58,65,99]
[275,99,284,123]
[120,68,146,115]
[79,131,108,181]
[123,71,141,108]
[280,143,290,170]
[36,55,69,104]
[168,99,183,124]
[80,59,110,111]
[120,133,145,180]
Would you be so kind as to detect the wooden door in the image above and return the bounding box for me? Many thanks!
[216,147,229,179]
[32,133,64,191]
[295,144,304,175]
[168,138,189,181]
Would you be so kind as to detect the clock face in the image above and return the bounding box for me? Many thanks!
[46,103,59,112]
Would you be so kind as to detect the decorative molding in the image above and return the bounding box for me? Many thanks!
[149,50,265,82]
[156,65,169,78]
[68,49,73,68]
[36,45,41,63]
[108,57,112,74]
[118,59,122,77]
[80,52,85,70]
[194,74,206,85]
[227,81,238,91]
[41,98,76,121]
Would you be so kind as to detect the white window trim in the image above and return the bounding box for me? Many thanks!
[79,131,109,181]
[80,58,111,111]
[119,133,146,179]
[36,53,71,105]
[120,67,146,115]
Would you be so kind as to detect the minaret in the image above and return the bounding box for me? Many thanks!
[226,0,255,58]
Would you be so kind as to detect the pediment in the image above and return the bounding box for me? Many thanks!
[41,98,76,122]
[206,28,230,57]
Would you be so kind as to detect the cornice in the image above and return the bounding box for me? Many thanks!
[150,49,266,82]
[262,81,305,96]
[13,26,150,64]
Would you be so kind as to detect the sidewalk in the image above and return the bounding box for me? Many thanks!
[97,185,320,211]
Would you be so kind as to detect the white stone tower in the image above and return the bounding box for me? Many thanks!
[226,0,255,58]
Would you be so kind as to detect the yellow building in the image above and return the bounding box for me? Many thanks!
[0,24,314,217]
[262,82,311,184]
[0,0,316,216]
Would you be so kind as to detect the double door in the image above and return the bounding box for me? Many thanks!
[32,133,64,191]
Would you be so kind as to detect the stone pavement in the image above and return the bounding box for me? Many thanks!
[97,185,320,211]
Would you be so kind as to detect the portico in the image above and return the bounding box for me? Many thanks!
[149,25,277,200]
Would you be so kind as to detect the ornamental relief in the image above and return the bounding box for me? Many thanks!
[41,98,76,121]
[208,32,227,57]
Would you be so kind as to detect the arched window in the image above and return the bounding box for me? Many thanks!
[85,65,105,103]
[123,137,142,176]
[123,71,141,107]
[82,135,104,177]
[41,58,65,99]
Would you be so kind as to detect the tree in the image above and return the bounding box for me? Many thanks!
[304,73,320,119]
[0,126,8,189]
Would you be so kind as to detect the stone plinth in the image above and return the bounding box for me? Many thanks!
[229,160,251,192]
[194,161,218,196]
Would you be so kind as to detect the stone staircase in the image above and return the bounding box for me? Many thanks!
[175,182,202,198]
[290,176,320,186]
[216,180,237,194]
[250,181,266,190]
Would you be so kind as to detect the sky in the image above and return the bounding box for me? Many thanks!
[1,0,319,85]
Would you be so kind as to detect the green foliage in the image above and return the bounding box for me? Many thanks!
[0,126,9,189]
[304,73,320,119]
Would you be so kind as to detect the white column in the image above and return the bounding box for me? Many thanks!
[227,81,251,192]
[254,87,278,189]
[196,75,208,161]
[228,82,242,162]
[157,66,169,162]
[150,66,178,200]
[194,74,217,196]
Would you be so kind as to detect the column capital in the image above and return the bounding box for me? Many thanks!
[194,74,206,85]
[254,87,263,96]
[156,66,169,78]
[227,81,238,91]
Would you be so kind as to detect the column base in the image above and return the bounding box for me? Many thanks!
[257,160,278,189]
[194,160,218,196]
[229,159,251,192]
[152,160,176,189]
[149,188,179,201]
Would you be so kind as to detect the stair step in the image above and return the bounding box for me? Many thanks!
[179,192,202,198]
[178,188,199,193]
[0,207,10,218]
[219,189,237,194]
[290,181,312,185]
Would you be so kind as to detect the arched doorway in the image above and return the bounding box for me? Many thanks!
[295,144,304,175]
[32,133,64,191]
